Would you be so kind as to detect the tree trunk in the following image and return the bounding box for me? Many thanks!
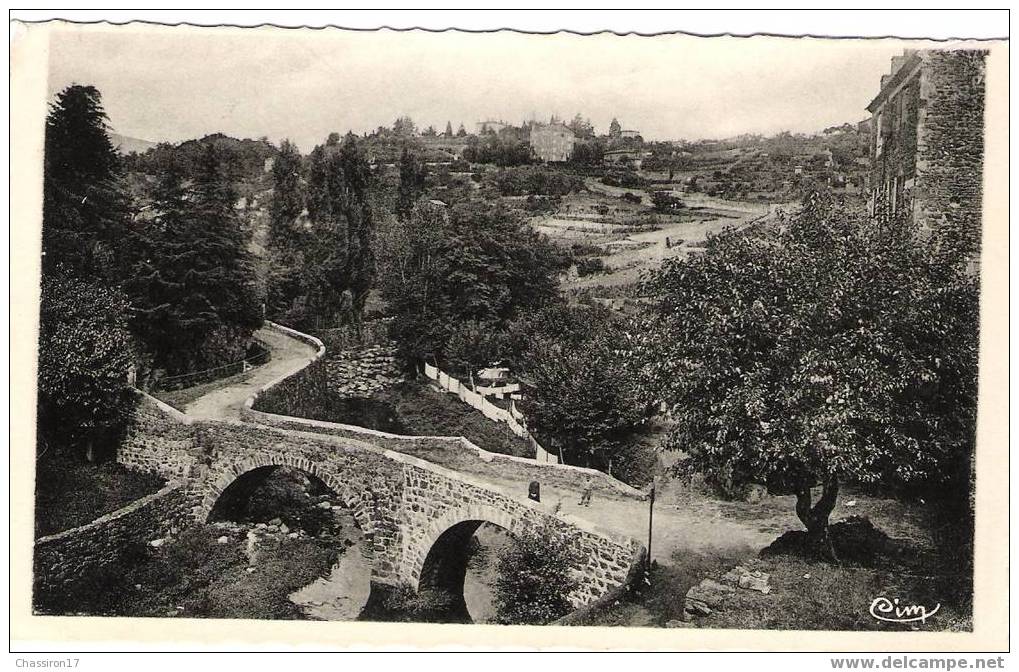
[795,478,839,554]
[85,439,96,464]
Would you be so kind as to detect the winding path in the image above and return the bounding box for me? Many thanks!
[183,326,318,421]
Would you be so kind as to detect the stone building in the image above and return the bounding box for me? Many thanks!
[529,123,576,162]
[475,119,509,135]
[866,49,987,265]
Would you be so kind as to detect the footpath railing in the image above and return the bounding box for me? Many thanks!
[151,341,272,392]
[423,363,560,464]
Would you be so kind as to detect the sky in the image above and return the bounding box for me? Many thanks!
[44,23,907,152]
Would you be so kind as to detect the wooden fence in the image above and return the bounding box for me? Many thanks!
[423,363,560,464]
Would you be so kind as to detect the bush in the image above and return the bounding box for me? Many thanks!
[576,257,606,277]
[485,166,584,196]
[34,526,340,619]
[494,517,583,624]
[650,190,686,213]
[601,171,649,190]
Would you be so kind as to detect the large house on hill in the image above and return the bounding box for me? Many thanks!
[529,123,576,162]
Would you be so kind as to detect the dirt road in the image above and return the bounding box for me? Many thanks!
[182,326,318,421]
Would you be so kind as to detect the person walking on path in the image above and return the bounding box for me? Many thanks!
[579,475,594,507]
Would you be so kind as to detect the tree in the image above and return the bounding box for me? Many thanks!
[444,121,454,138]
[494,517,582,625]
[268,139,304,245]
[517,304,649,469]
[443,319,507,381]
[609,117,622,139]
[568,113,595,139]
[285,133,377,328]
[422,125,437,137]
[37,276,136,462]
[126,145,262,373]
[396,146,426,220]
[334,134,377,318]
[456,123,467,137]
[378,200,566,367]
[38,84,137,461]
[306,145,331,225]
[393,116,417,138]
[42,84,130,280]
[640,193,979,551]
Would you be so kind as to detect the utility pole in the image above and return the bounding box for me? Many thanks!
[646,483,656,575]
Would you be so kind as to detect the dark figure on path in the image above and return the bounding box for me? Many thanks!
[579,476,594,507]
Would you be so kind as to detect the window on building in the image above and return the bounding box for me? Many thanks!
[874,111,883,157]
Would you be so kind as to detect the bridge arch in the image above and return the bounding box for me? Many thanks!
[408,503,523,622]
[197,452,374,537]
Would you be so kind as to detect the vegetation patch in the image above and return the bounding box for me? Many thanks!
[34,525,340,619]
[34,458,166,538]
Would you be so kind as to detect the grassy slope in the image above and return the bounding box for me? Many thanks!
[378,381,532,457]
[34,458,166,538]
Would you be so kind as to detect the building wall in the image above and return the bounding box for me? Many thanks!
[868,56,922,218]
[914,50,987,264]
[530,126,575,162]
[868,49,986,267]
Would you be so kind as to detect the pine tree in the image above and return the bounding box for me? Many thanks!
[456,123,467,137]
[126,145,261,373]
[609,117,622,139]
[396,146,426,220]
[42,84,130,280]
[444,121,454,138]
[269,139,305,245]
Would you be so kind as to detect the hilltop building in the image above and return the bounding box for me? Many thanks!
[866,49,986,265]
[476,120,510,135]
[530,123,575,162]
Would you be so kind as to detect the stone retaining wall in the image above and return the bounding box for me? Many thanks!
[118,391,196,480]
[33,482,192,595]
[324,345,403,398]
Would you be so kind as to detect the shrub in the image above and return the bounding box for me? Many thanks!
[601,171,649,189]
[494,517,583,624]
[576,257,606,277]
[485,166,584,196]
[650,190,686,214]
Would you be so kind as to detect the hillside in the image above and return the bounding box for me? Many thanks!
[109,131,159,155]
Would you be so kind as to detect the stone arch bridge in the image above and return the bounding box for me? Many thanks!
[116,325,646,613]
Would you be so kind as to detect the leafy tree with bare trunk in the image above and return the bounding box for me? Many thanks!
[640,193,979,555]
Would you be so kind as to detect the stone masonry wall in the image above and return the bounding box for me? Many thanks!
[118,391,198,479]
[915,50,987,265]
[33,482,193,596]
[182,418,640,603]
[324,344,403,398]
[188,420,407,585]
[241,407,646,501]
[398,463,639,606]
